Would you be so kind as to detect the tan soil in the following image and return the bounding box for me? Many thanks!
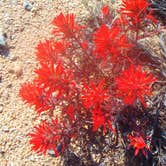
[0,0,122,165]
[0,0,83,165]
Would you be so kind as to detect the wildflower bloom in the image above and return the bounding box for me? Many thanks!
[52,13,82,38]
[35,62,75,99]
[92,108,115,133]
[36,40,67,64]
[92,108,105,131]
[101,5,110,16]
[93,24,131,59]
[128,134,149,156]
[65,105,75,121]
[35,62,65,89]
[81,79,109,109]
[116,65,157,106]
[19,83,52,114]
[119,0,157,29]
[29,119,63,156]
[81,41,88,50]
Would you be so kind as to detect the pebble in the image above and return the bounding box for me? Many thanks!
[47,149,55,157]
[0,105,3,113]
[0,33,7,48]
[9,65,23,77]
[10,0,17,6]
[10,56,18,61]
[23,1,33,11]
[0,150,5,157]
[14,66,23,77]
[6,83,12,88]
[2,126,10,132]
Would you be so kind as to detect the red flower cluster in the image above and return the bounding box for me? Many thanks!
[81,79,114,133]
[93,24,131,60]
[36,40,67,64]
[101,5,110,16]
[128,134,149,156]
[81,79,109,109]
[92,108,105,132]
[92,108,114,133]
[120,0,157,30]
[35,62,74,91]
[52,13,82,38]
[19,0,159,159]
[20,83,53,114]
[29,119,63,156]
[116,65,157,106]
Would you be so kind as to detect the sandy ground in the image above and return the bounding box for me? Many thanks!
[0,0,86,165]
[0,0,122,165]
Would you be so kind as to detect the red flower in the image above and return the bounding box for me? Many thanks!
[19,83,53,114]
[65,105,75,121]
[81,79,109,109]
[116,65,157,106]
[93,24,131,59]
[36,40,67,64]
[81,41,88,50]
[128,134,149,156]
[119,0,157,29]
[35,62,65,89]
[35,62,75,98]
[29,119,63,156]
[52,13,82,38]
[92,108,115,133]
[92,108,105,132]
[101,5,110,16]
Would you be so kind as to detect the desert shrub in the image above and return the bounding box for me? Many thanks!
[20,0,165,165]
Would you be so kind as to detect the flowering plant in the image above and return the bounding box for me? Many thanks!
[20,0,164,165]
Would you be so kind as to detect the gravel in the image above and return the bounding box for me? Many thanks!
[0,0,87,165]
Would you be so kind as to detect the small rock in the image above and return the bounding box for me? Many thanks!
[9,55,18,61]
[0,105,3,113]
[28,155,36,161]
[23,1,33,11]
[10,0,17,6]
[0,150,5,157]
[0,33,7,48]
[10,128,16,132]
[14,66,23,77]
[2,126,9,132]
[6,83,12,88]
[9,64,23,77]
[47,149,55,157]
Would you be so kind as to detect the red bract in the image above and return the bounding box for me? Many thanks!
[29,119,63,156]
[36,40,67,64]
[92,108,105,132]
[19,83,53,114]
[116,65,157,106]
[93,24,131,60]
[52,13,82,38]
[81,79,109,109]
[35,62,64,89]
[128,134,149,156]
[65,105,75,121]
[101,5,110,16]
[92,108,115,133]
[120,0,157,29]
[37,62,74,85]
